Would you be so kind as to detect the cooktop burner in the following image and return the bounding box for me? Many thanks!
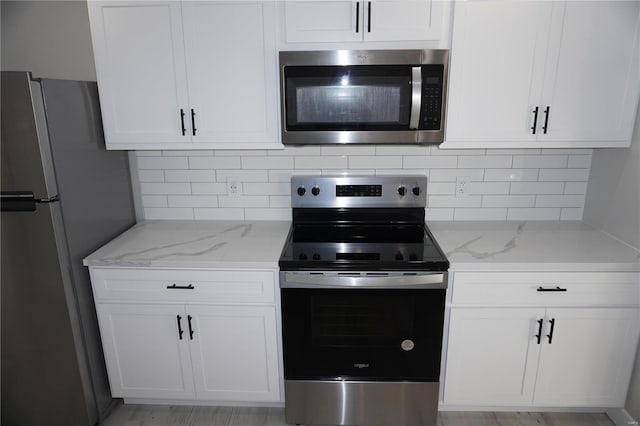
[278,176,449,271]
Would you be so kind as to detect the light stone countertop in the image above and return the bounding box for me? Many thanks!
[428,221,640,272]
[84,219,640,273]
[83,220,291,269]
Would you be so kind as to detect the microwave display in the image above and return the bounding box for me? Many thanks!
[279,50,448,145]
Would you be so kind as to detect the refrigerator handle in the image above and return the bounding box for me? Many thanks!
[1,191,59,212]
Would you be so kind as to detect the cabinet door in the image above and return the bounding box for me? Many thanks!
[445,1,553,144]
[284,1,363,43]
[96,304,195,399]
[365,0,442,41]
[188,305,280,401]
[444,308,543,405]
[540,1,640,145]
[182,1,279,147]
[87,1,191,147]
[533,308,640,407]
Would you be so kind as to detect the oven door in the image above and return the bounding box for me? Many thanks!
[280,276,445,382]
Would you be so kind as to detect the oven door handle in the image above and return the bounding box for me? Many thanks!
[281,272,447,289]
[409,66,422,130]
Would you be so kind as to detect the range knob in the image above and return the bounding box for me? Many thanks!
[412,186,421,196]
[298,253,307,260]
[297,186,306,196]
[311,186,321,196]
[398,186,406,197]
[395,251,404,261]
[312,253,321,260]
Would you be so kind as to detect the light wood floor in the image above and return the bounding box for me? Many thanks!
[99,403,615,426]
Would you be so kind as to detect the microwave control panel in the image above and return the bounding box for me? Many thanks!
[419,65,444,131]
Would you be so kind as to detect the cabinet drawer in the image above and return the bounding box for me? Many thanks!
[90,268,276,304]
[451,272,640,307]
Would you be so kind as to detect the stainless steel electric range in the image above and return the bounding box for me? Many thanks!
[278,175,449,426]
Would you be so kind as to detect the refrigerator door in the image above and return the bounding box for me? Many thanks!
[41,77,136,421]
[1,73,92,426]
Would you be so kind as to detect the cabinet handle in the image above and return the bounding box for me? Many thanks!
[531,106,539,134]
[547,318,556,344]
[535,318,543,344]
[191,109,197,136]
[180,109,186,136]
[367,2,371,33]
[542,106,550,134]
[537,286,567,292]
[167,284,195,290]
[176,315,184,340]
[187,315,194,340]
[355,2,360,33]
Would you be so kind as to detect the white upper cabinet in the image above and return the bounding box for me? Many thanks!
[88,2,190,146]
[284,0,445,43]
[88,1,281,150]
[444,0,640,148]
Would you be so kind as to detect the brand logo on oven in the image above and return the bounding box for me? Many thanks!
[354,363,370,369]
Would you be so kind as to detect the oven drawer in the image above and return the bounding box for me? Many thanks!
[451,271,640,307]
[90,268,276,304]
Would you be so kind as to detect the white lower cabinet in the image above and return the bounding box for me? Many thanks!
[91,268,281,403]
[443,272,640,408]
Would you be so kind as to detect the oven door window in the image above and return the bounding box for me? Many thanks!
[284,66,412,131]
[281,288,445,381]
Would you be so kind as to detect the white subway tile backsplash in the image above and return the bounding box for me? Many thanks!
[507,208,561,220]
[428,195,482,208]
[295,156,348,169]
[457,155,512,169]
[454,208,507,221]
[189,156,241,169]
[468,182,510,195]
[560,208,584,220]
[482,195,535,208]
[484,169,539,182]
[140,182,191,195]
[218,195,269,208]
[194,208,245,220]
[510,182,564,195]
[567,155,592,169]
[191,183,227,195]
[144,208,194,220]
[134,145,590,221]
[138,170,165,182]
[535,194,586,208]
[165,170,215,182]
[429,169,484,182]
[142,195,168,208]
[512,155,568,169]
[167,195,218,208]
[242,156,293,169]
[349,156,402,169]
[138,156,188,170]
[538,168,590,182]
[403,155,457,169]
[425,208,455,221]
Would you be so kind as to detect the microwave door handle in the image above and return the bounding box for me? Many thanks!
[409,66,422,130]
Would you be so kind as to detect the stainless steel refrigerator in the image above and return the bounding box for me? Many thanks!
[1,71,136,426]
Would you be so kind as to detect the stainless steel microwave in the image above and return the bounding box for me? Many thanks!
[279,49,448,145]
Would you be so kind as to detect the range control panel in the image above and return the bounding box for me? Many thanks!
[291,175,427,208]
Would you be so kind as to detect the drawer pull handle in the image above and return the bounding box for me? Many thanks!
[535,318,543,344]
[167,284,195,290]
[547,318,556,344]
[531,106,539,134]
[176,315,184,340]
[187,315,194,340]
[537,286,567,292]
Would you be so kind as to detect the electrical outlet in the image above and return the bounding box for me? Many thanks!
[226,177,241,197]
[456,176,471,197]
